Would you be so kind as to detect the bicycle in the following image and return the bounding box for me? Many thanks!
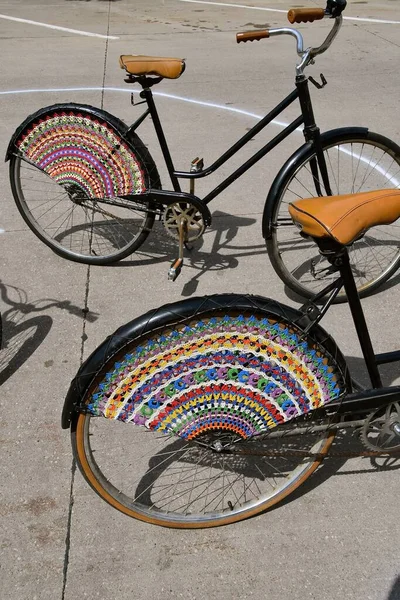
[62,186,400,528]
[6,0,400,301]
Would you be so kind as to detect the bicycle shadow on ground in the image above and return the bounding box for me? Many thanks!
[346,354,400,390]
[388,576,400,600]
[0,281,98,386]
[132,426,399,524]
[106,210,268,296]
[278,354,400,509]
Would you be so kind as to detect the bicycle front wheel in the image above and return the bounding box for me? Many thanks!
[266,130,400,301]
[69,294,349,528]
[9,104,160,265]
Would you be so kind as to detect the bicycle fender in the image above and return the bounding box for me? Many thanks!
[63,295,276,428]
[262,126,369,239]
[5,103,129,161]
[61,293,350,429]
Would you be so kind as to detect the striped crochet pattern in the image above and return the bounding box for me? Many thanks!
[17,110,146,198]
[87,313,345,439]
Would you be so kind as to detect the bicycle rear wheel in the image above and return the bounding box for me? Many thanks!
[266,130,400,301]
[68,294,349,527]
[8,104,160,264]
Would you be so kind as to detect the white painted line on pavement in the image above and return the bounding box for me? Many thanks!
[0,14,119,39]
[1,86,399,186]
[178,0,400,24]
[345,15,400,24]
[0,85,288,128]
[179,1,286,14]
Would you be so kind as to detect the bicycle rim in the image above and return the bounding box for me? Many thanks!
[270,135,400,300]
[73,413,334,528]
[11,155,155,264]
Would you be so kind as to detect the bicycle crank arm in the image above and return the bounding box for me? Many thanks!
[168,216,187,281]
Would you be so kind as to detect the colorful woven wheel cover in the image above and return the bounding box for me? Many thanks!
[16,111,146,197]
[86,313,346,440]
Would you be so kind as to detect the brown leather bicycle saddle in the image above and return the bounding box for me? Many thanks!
[120,55,185,79]
[289,189,400,245]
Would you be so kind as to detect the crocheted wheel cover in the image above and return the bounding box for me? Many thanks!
[86,313,346,439]
[16,111,146,197]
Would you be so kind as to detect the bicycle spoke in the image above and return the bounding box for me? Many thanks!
[11,112,156,261]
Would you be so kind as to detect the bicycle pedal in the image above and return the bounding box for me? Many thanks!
[168,258,183,281]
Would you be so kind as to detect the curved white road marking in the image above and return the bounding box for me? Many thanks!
[179,0,400,25]
[0,86,288,127]
[180,0,286,14]
[0,14,119,39]
[1,86,398,186]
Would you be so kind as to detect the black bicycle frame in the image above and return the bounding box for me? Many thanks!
[127,76,400,418]
[305,246,400,415]
[126,74,329,206]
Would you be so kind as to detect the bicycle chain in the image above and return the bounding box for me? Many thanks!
[233,446,400,459]
[228,418,400,459]
[80,200,159,221]
[177,399,400,460]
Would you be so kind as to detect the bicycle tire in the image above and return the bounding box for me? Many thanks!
[265,129,400,301]
[66,294,350,528]
[8,103,161,265]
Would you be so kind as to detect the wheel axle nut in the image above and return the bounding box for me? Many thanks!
[213,441,223,452]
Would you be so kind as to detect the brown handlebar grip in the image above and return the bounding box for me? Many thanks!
[287,8,325,24]
[236,30,270,43]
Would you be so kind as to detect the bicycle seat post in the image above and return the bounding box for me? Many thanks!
[137,78,181,194]
[314,242,383,389]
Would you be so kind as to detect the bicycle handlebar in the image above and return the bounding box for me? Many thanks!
[236,0,347,75]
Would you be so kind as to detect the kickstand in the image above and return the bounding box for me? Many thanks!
[168,218,187,281]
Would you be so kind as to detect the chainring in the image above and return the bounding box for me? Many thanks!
[360,402,400,452]
[163,202,207,242]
